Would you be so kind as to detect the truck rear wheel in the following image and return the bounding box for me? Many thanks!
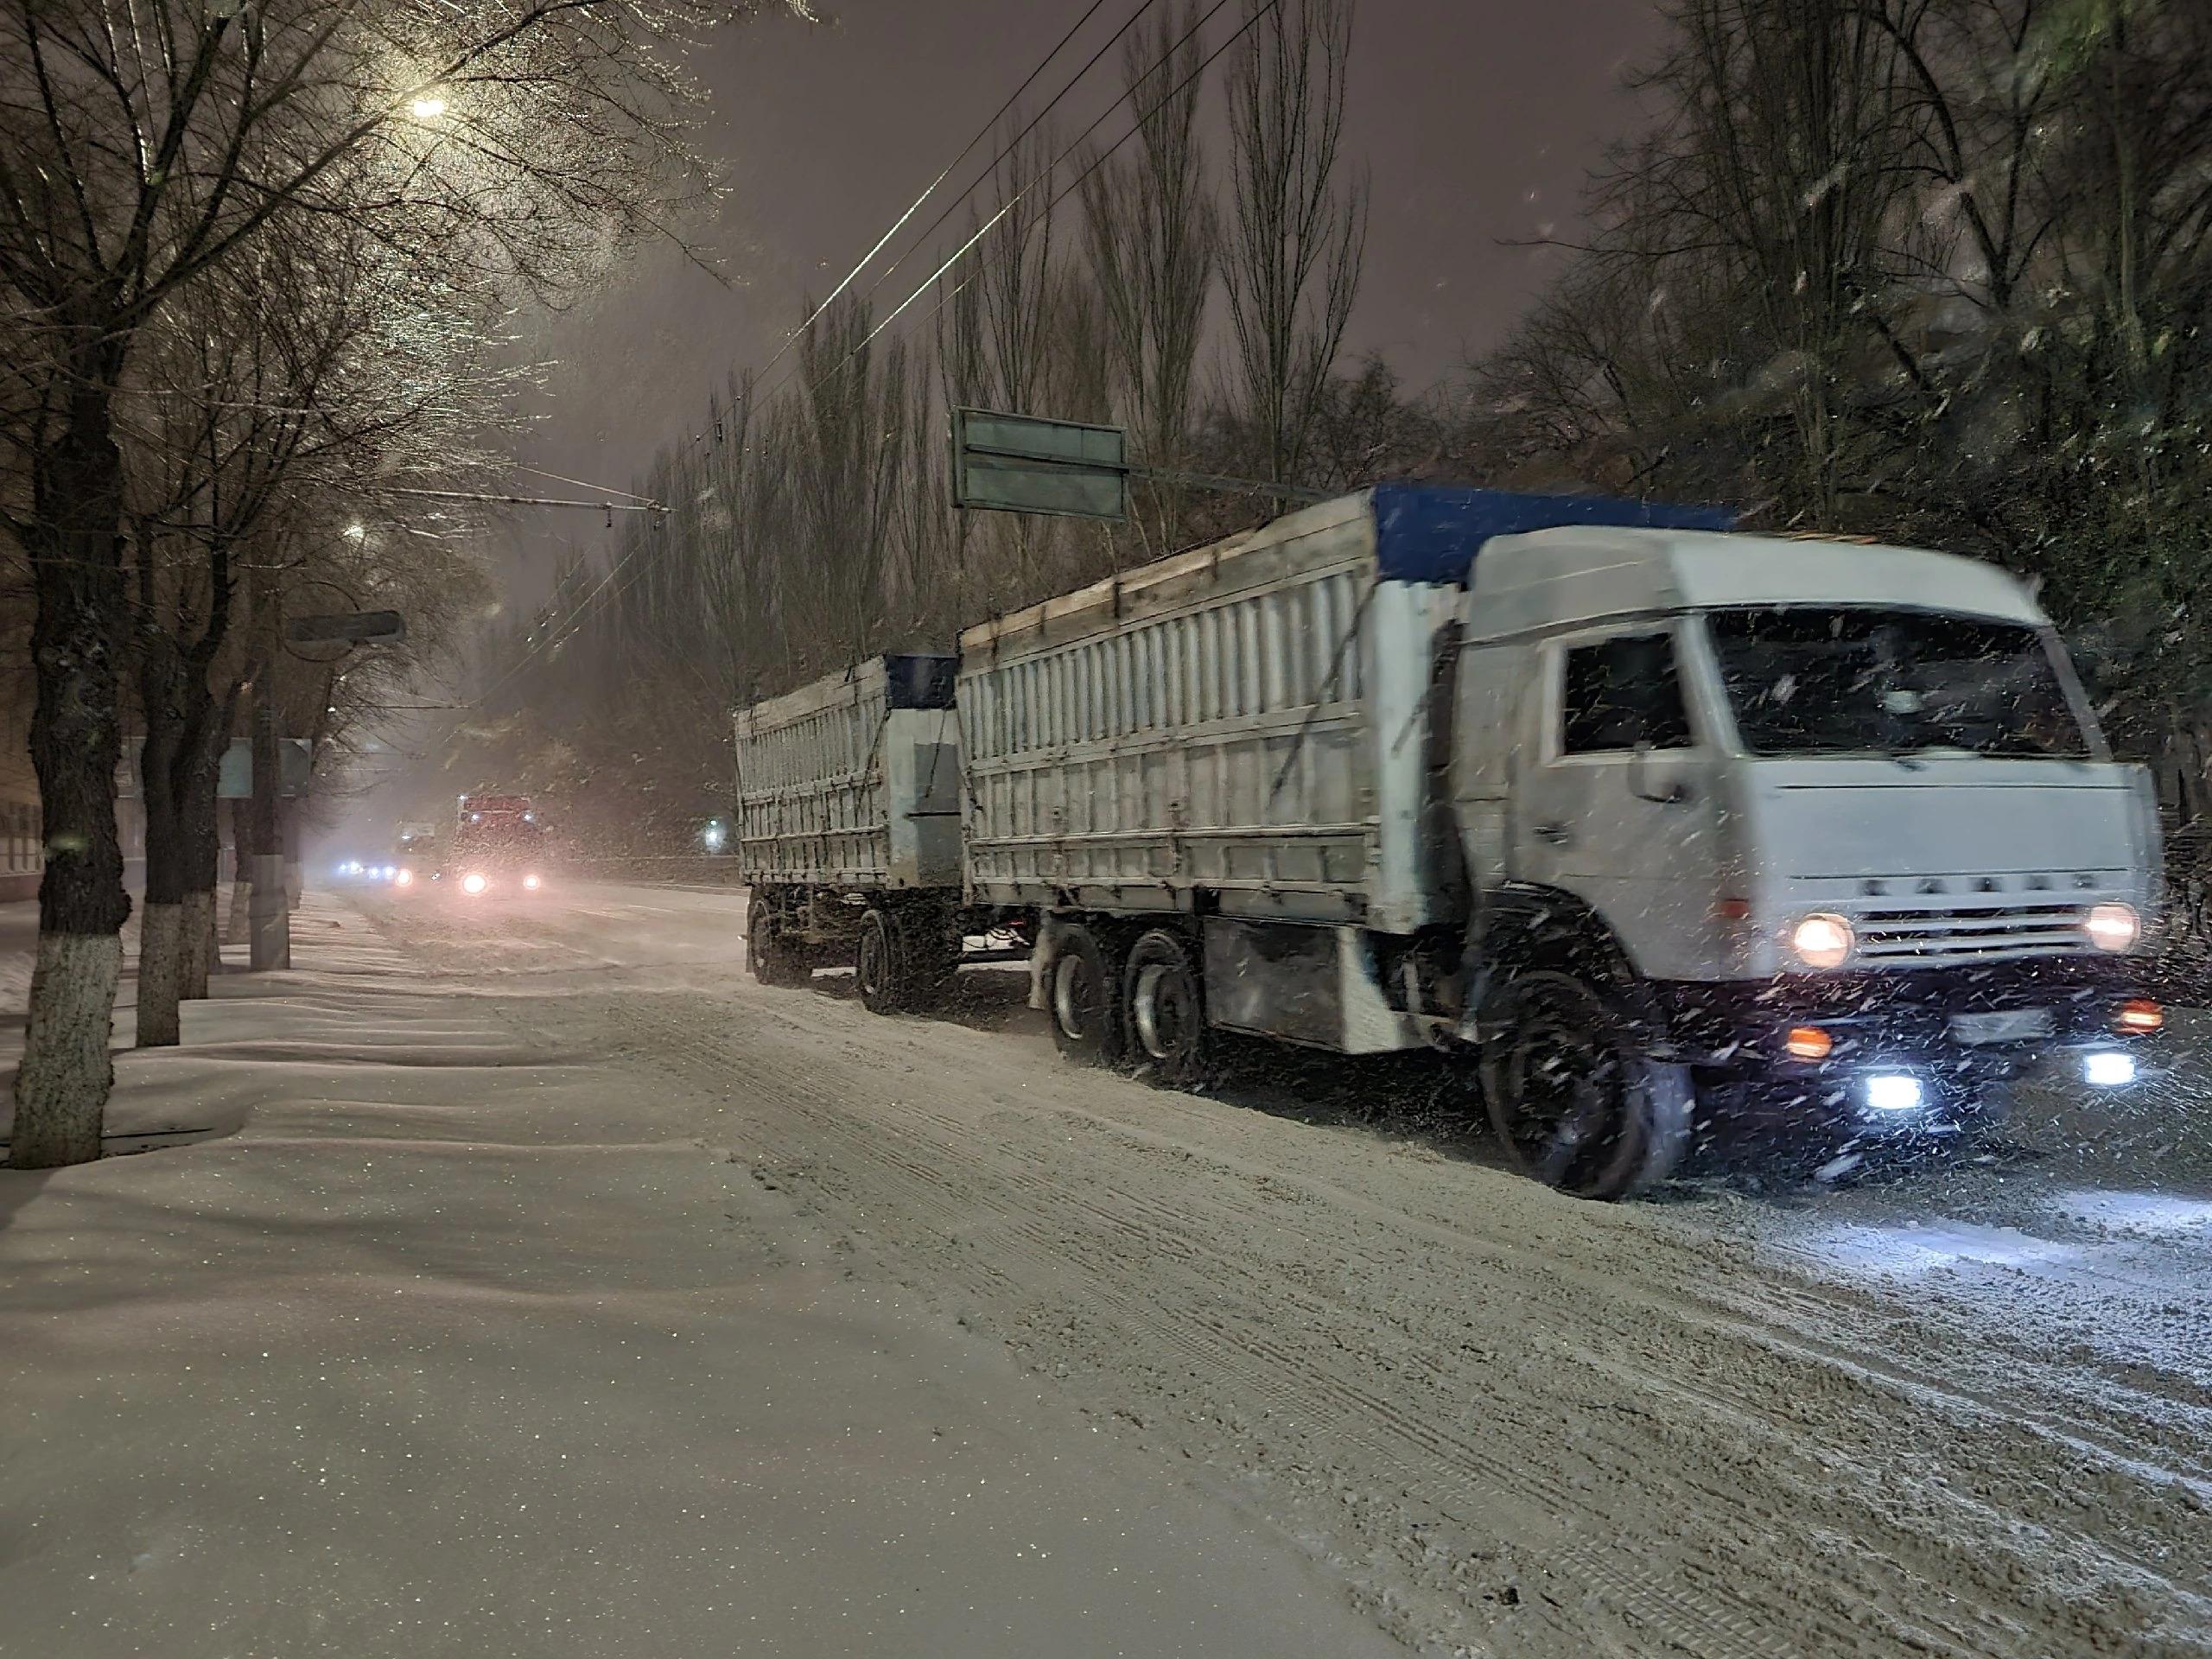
[1049,924,1127,1067]
[1124,929,1211,1089]
[1479,969,1690,1199]
[747,895,807,988]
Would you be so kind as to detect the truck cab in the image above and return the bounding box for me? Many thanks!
[446,794,547,896]
[1454,527,2161,1164]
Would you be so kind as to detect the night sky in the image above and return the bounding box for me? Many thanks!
[498,0,1669,593]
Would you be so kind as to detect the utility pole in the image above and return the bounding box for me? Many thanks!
[247,569,289,970]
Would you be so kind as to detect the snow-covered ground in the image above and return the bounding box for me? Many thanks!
[4,880,2210,1657]
[0,896,1396,1658]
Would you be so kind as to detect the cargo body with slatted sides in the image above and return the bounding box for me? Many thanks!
[944,485,2163,1198]
[732,654,986,1007]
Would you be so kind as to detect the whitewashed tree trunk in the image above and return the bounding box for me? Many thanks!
[136,902,184,1047]
[181,890,216,1000]
[8,934,123,1168]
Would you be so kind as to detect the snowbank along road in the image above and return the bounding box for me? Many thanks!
[346,878,2212,1658]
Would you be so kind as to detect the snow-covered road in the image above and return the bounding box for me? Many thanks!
[347,878,2212,1657]
[5,880,2209,1657]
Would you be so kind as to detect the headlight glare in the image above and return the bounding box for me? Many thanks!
[2085,902,2138,953]
[1789,912,1854,970]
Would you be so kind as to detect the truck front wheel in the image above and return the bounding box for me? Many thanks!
[1479,969,1690,1199]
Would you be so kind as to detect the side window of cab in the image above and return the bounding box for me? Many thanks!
[1559,632,1694,755]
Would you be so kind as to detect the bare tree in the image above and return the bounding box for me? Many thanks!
[1220,0,1368,489]
[1080,0,1217,552]
[0,0,764,1168]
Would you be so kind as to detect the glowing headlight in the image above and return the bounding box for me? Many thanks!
[394,868,413,887]
[461,872,488,895]
[2082,1050,2137,1088]
[2085,903,2138,953]
[522,874,541,891]
[1789,912,1855,970]
[1863,1072,1923,1113]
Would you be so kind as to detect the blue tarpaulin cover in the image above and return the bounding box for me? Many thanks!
[1368,484,1736,585]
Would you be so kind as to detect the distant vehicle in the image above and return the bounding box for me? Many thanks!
[388,822,441,888]
[734,486,2163,1200]
[443,794,547,898]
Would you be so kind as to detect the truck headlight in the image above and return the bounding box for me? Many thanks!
[2085,903,2138,953]
[1789,912,1854,970]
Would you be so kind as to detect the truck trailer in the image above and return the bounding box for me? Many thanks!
[734,652,969,1003]
[734,486,2164,1198]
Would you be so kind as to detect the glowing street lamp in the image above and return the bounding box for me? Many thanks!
[410,93,448,122]
[702,820,727,853]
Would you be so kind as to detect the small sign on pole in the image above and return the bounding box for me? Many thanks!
[218,739,313,800]
[952,408,1128,522]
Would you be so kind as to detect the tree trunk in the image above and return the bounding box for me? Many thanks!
[178,696,232,1002]
[11,381,132,1169]
[136,637,189,1048]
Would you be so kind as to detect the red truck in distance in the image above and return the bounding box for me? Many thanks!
[446,795,547,897]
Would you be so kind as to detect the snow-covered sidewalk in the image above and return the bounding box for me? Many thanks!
[0,895,1391,1658]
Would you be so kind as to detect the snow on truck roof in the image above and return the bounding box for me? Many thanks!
[945,484,2042,655]
[1466,525,2047,636]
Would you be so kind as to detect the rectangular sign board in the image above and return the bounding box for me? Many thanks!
[952,408,1128,522]
[287,609,405,646]
[218,739,314,800]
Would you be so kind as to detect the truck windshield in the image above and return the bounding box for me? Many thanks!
[1705,607,2091,758]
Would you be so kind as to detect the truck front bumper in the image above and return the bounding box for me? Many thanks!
[1649,957,2159,1127]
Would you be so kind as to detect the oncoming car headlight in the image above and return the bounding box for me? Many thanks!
[393,868,413,887]
[1789,912,1855,971]
[2085,902,2139,953]
[461,871,488,895]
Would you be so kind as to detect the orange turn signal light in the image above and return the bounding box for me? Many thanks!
[2114,998,2164,1034]
[1784,1026,1834,1061]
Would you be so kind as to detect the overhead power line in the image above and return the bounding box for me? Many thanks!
[755,0,1135,385]
[797,0,1270,409]
[387,486,668,513]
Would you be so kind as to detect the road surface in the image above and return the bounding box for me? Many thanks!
[348,876,2212,1657]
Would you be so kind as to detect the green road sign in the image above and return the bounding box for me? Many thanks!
[952,408,1128,522]
[287,609,406,646]
[218,739,314,800]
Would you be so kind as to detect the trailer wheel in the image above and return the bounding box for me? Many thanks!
[1478,969,1690,1199]
[855,908,906,1014]
[1124,929,1211,1088]
[747,895,806,988]
[1048,924,1126,1067]
[856,906,957,1015]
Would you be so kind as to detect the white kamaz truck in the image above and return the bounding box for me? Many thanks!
[737,486,2164,1198]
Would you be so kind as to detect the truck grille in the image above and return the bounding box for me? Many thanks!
[1855,904,2090,964]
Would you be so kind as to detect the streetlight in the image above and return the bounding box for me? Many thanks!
[344,522,366,542]
[410,93,448,122]
[702,820,727,853]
